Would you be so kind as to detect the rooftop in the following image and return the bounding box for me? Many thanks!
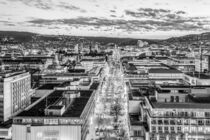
[148,68,182,74]
[18,90,93,117]
[151,102,210,109]
[186,72,210,79]
[89,82,100,90]
[68,69,86,73]
[43,73,88,77]
[159,85,210,89]
[151,94,210,109]
[37,83,60,90]
[47,105,64,109]
[0,70,27,78]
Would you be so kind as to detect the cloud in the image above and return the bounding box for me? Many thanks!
[124,7,210,32]
[7,0,86,12]
[57,2,86,12]
[110,10,116,13]
[110,15,117,17]
[0,20,16,26]
[176,11,186,14]
[27,16,210,33]
[125,8,173,19]
[8,0,53,10]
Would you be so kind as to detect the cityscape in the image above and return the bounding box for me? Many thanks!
[1,0,210,140]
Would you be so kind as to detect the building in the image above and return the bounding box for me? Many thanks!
[12,89,96,140]
[148,68,183,80]
[195,54,210,72]
[0,71,34,122]
[142,89,210,140]
[1,55,53,70]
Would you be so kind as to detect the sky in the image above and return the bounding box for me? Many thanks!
[0,0,210,39]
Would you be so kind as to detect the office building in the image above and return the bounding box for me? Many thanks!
[0,71,34,122]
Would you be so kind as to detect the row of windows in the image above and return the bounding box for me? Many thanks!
[151,111,210,118]
[151,126,210,133]
[15,118,83,125]
[151,119,210,125]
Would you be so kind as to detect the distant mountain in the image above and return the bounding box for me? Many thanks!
[0,31,160,45]
[164,32,210,43]
[0,31,36,43]
[1,30,210,45]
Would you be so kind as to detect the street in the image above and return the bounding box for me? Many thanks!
[89,48,130,140]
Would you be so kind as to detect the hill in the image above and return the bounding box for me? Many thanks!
[1,30,210,45]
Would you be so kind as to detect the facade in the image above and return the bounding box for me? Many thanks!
[0,71,33,122]
[143,92,210,140]
[148,68,183,80]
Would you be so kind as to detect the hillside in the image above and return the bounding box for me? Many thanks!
[1,30,210,45]
[164,32,210,43]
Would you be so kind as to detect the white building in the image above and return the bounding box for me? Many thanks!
[0,71,34,122]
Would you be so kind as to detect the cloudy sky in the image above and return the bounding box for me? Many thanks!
[0,0,210,39]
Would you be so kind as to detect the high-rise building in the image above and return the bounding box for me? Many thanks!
[0,71,34,122]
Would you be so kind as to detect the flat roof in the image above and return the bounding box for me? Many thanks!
[68,69,86,73]
[0,70,27,78]
[43,73,88,77]
[159,85,210,89]
[186,72,210,79]
[48,105,63,109]
[148,68,182,74]
[151,102,210,109]
[90,82,100,90]
[0,119,12,128]
[151,95,210,109]
[37,83,60,90]
[18,90,93,117]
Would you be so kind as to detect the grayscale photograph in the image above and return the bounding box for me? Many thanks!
[0,0,210,140]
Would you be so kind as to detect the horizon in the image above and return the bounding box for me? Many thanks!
[1,30,209,40]
[1,0,210,39]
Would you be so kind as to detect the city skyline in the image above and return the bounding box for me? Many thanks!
[1,0,210,39]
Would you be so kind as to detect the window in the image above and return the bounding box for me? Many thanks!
[170,96,174,102]
[184,119,189,125]
[158,120,163,125]
[170,120,175,125]
[152,126,156,132]
[170,127,175,133]
[177,127,182,132]
[205,112,210,117]
[134,130,141,136]
[198,120,204,125]
[164,120,169,125]
[164,127,169,133]
[191,126,196,132]
[158,127,163,132]
[177,119,182,125]
[191,112,196,117]
[27,127,31,133]
[151,119,156,124]
[175,96,179,102]
[206,120,210,125]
